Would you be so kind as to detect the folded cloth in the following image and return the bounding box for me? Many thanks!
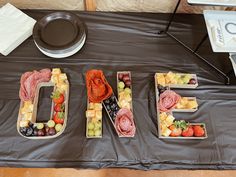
[0,3,36,56]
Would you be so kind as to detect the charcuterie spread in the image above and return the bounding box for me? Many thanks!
[17,68,69,139]
[85,70,136,138]
[155,72,207,139]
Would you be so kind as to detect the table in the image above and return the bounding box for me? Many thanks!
[160,0,236,84]
[0,10,236,170]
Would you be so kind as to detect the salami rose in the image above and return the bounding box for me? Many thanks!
[158,90,181,112]
[86,70,113,103]
[115,108,136,136]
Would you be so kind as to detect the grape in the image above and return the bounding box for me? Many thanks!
[125,80,131,87]
[47,120,55,128]
[49,127,56,135]
[88,130,95,136]
[118,82,125,89]
[118,73,123,80]
[94,121,102,130]
[123,75,130,82]
[94,129,101,136]
[37,129,45,136]
[188,78,197,85]
[124,88,131,94]
[36,123,44,130]
[55,123,63,132]
[88,122,95,130]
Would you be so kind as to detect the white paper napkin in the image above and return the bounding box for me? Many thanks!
[0,3,36,56]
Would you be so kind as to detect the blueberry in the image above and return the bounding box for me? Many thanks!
[20,127,27,135]
[25,127,34,136]
[111,104,116,110]
[106,105,111,111]
[110,95,116,102]
[104,99,110,104]
[32,128,38,136]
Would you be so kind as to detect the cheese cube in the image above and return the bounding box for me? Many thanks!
[95,110,102,120]
[94,103,102,110]
[51,75,59,84]
[86,110,95,118]
[165,115,175,127]
[162,128,172,137]
[59,73,67,82]
[52,68,61,75]
[88,103,95,110]
[19,120,29,127]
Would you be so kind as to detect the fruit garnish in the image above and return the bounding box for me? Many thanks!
[193,125,205,137]
[124,88,131,94]
[54,103,65,112]
[53,112,65,124]
[36,123,44,130]
[37,129,45,136]
[188,78,197,85]
[55,123,63,132]
[118,73,124,80]
[47,120,56,128]
[94,129,101,136]
[51,91,64,104]
[118,81,125,89]
[169,124,182,137]
[182,125,194,137]
[48,127,56,135]
[88,122,95,130]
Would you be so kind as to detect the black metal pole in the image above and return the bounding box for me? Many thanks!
[164,0,181,33]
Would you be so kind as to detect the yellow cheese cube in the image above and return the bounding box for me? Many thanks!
[88,103,95,110]
[59,73,67,82]
[162,128,172,137]
[94,103,102,110]
[51,75,59,84]
[165,115,175,127]
[86,110,95,118]
[52,68,61,75]
[95,110,102,120]
[19,120,29,127]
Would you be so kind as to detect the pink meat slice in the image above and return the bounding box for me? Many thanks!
[19,69,51,101]
[158,90,180,112]
[115,108,136,136]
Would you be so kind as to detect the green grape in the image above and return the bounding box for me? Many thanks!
[124,88,131,94]
[55,123,63,132]
[118,81,125,89]
[47,120,55,128]
[36,123,44,130]
[88,130,95,136]
[94,129,101,136]
[88,122,95,130]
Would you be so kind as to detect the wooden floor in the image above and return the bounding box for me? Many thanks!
[0,168,235,177]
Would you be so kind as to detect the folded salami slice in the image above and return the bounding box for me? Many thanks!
[159,90,181,112]
[19,69,51,101]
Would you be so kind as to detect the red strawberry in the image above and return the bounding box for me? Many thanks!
[51,91,64,104]
[54,103,65,112]
[182,125,194,137]
[193,125,205,137]
[169,124,182,137]
[53,112,64,124]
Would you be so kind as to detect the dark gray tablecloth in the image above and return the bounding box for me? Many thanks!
[0,10,236,170]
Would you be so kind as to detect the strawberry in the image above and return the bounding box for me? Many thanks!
[169,124,182,137]
[53,112,64,124]
[169,120,188,137]
[182,125,194,137]
[193,125,205,137]
[54,103,65,112]
[51,91,64,104]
